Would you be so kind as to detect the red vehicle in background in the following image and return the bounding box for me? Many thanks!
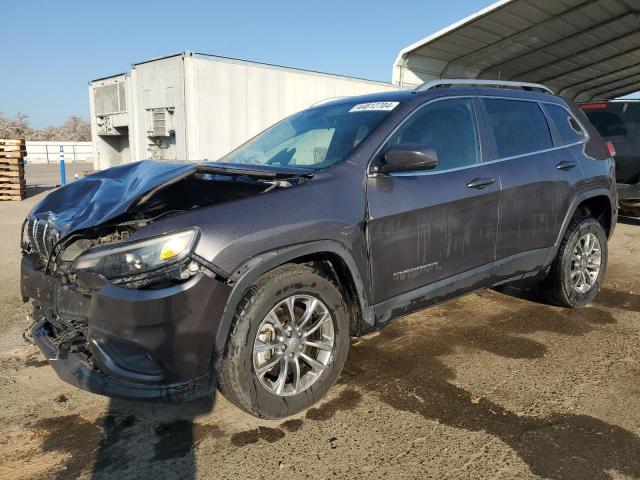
[581,101,640,216]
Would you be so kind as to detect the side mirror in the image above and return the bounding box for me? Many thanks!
[373,144,438,174]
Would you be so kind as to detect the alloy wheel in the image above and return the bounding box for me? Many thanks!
[570,232,601,294]
[252,295,335,396]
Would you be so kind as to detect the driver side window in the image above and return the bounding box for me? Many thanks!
[385,98,480,172]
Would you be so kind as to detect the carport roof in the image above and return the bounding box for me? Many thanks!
[393,0,640,101]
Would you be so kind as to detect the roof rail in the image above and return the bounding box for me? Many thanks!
[414,79,554,95]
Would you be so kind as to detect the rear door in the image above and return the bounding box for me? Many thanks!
[366,97,501,306]
[481,97,583,281]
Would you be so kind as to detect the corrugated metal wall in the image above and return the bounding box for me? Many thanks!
[90,53,396,169]
[187,55,397,161]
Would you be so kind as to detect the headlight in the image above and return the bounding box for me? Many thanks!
[72,229,198,280]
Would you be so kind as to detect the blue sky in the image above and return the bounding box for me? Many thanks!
[1,0,495,128]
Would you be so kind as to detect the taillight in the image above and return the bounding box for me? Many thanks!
[581,103,608,110]
[606,141,616,157]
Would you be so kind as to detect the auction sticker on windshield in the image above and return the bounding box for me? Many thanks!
[349,102,399,112]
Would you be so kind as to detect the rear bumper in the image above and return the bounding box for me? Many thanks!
[21,253,232,402]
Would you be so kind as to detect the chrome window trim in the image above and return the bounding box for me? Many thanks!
[388,141,587,177]
[367,94,589,178]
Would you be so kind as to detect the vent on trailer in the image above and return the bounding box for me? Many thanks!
[94,81,128,136]
[94,83,127,115]
[146,108,175,137]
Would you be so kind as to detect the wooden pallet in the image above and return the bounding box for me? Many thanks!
[0,194,24,201]
[0,179,25,192]
[0,175,25,183]
[0,139,26,200]
[0,152,25,160]
[0,156,25,167]
[0,180,25,190]
[0,170,24,178]
[0,179,26,190]
[0,190,25,196]
[0,164,22,171]
[0,145,26,153]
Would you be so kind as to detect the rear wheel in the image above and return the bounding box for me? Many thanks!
[542,217,608,308]
[218,264,350,418]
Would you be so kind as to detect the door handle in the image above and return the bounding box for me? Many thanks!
[466,177,495,189]
[556,160,577,171]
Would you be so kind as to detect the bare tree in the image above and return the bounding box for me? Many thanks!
[56,116,92,142]
[0,112,33,139]
[0,113,91,141]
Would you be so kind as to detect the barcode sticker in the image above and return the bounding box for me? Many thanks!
[349,102,399,112]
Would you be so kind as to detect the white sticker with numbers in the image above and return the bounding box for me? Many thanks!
[349,101,399,112]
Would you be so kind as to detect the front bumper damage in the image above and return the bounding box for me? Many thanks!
[22,253,231,402]
[30,318,213,401]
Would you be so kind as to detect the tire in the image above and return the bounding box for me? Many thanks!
[542,216,608,308]
[217,263,351,419]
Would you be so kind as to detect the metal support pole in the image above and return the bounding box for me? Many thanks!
[59,146,67,186]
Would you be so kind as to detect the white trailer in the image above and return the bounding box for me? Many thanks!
[89,52,396,170]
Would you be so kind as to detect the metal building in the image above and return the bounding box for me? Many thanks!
[89,52,396,169]
[393,0,640,100]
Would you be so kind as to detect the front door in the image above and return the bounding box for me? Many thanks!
[366,97,501,308]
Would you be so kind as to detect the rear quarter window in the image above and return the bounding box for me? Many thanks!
[483,98,553,158]
[544,104,586,145]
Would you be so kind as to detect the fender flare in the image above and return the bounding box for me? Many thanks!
[212,240,374,358]
[546,187,616,265]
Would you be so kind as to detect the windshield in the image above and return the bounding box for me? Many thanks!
[219,101,398,170]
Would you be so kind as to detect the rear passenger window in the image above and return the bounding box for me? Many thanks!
[483,98,553,158]
[385,98,480,171]
[545,104,586,145]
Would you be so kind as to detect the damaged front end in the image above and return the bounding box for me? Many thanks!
[21,160,312,402]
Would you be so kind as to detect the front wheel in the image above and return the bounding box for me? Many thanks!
[218,264,350,418]
[542,217,608,308]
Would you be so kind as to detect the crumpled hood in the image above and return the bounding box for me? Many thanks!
[29,160,196,236]
[28,160,315,238]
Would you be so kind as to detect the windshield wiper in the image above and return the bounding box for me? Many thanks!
[197,163,315,180]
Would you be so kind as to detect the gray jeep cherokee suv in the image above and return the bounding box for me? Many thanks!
[21,80,617,418]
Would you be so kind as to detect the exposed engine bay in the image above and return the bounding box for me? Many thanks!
[22,162,313,290]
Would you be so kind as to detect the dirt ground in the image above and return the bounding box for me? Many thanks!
[1,169,639,479]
